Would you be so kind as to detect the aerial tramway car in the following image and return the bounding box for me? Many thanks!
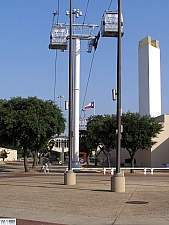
[101,11,124,37]
[49,25,68,51]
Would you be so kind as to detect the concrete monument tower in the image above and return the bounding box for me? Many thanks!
[138,36,161,117]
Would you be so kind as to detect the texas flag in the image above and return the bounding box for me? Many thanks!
[85,101,94,109]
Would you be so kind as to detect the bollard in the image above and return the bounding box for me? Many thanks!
[111,173,125,192]
[64,170,76,185]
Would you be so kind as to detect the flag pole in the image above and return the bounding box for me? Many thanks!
[94,99,95,115]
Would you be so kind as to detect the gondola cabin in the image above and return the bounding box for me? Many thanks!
[49,26,68,51]
[101,11,124,37]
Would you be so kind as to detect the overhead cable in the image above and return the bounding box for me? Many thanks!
[108,0,113,10]
[81,0,113,116]
[82,0,90,24]
[80,50,96,118]
[53,0,60,102]
[54,50,58,103]
[57,0,60,24]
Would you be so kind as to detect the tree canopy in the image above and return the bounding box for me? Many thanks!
[82,112,163,168]
[0,150,9,161]
[0,97,66,171]
[121,112,163,167]
[84,114,117,166]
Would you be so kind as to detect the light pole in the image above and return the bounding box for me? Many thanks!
[111,0,125,192]
[64,0,76,185]
[116,0,122,175]
[57,95,64,109]
[68,0,73,173]
[66,8,82,19]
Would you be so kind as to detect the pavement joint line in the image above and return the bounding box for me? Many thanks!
[112,186,138,225]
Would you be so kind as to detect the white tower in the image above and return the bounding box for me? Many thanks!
[138,36,161,117]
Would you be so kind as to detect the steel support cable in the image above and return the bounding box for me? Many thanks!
[81,0,90,36]
[97,0,114,35]
[80,0,113,116]
[108,0,113,10]
[57,0,60,24]
[82,0,90,24]
[53,0,60,103]
[54,50,58,103]
[80,50,96,118]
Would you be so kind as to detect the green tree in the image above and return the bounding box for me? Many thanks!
[87,115,105,166]
[79,130,93,165]
[86,114,117,167]
[0,99,17,147]
[100,114,116,167]
[121,112,163,169]
[0,97,66,172]
[0,150,9,161]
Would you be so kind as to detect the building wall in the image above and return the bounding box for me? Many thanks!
[0,148,17,161]
[149,45,161,117]
[134,148,151,167]
[138,43,149,115]
[109,115,169,168]
[93,147,130,167]
[111,147,151,167]
[123,114,169,168]
[51,136,69,153]
[151,114,169,167]
[138,36,161,117]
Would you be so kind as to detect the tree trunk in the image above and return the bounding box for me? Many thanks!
[95,150,98,166]
[23,147,29,172]
[38,153,41,164]
[107,151,111,167]
[130,154,135,173]
[32,150,38,169]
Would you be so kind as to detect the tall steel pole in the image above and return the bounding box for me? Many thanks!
[68,0,73,171]
[64,1,77,184]
[116,0,122,174]
[111,0,125,192]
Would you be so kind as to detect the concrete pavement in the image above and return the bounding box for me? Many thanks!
[1,161,169,225]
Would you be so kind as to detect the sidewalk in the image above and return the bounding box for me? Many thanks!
[1,162,169,225]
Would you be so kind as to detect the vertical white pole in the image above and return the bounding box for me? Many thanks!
[72,38,80,168]
[62,141,65,165]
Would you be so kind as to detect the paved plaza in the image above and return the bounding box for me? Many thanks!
[1,161,169,225]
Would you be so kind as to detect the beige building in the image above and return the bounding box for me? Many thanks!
[108,114,169,168]
[49,136,69,163]
[132,114,169,167]
[0,148,17,161]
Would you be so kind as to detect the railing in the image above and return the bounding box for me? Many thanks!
[64,167,169,175]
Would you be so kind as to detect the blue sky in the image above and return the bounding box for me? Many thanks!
[0,0,169,120]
